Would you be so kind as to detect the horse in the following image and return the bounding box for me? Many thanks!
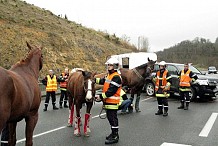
[0,42,43,146]
[119,58,156,112]
[67,70,96,137]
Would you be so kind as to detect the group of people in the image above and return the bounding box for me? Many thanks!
[42,68,70,111]
[153,61,198,117]
[41,58,197,145]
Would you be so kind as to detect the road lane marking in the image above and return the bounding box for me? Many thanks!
[161,142,192,146]
[199,112,218,137]
[141,97,153,102]
[16,97,152,143]
[17,126,66,143]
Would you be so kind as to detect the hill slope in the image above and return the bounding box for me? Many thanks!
[0,0,136,77]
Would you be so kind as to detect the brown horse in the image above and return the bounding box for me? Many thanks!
[0,42,43,146]
[67,70,96,137]
[119,58,156,112]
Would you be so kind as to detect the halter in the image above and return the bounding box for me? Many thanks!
[133,68,144,79]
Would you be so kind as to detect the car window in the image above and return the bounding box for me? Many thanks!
[153,64,159,72]
[209,67,216,70]
[176,64,202,74]
[166,65,178,75]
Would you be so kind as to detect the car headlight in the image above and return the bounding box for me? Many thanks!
[196,79,208,85]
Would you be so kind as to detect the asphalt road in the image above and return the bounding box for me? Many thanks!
[11,92,218,146]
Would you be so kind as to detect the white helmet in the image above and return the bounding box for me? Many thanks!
[158,61,166,66]
[105,57,119,65]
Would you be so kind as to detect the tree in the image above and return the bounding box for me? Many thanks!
[138,36,149,52]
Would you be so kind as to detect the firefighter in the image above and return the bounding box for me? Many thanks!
[153,61,172,116]
[178,63,198,110]
[42,70,59,111]
[58,68,69,108]
[95,57,122,144]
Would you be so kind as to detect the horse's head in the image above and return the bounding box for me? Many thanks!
[82,71,96,102]
[26,42,43,71]
[146,57,156,76]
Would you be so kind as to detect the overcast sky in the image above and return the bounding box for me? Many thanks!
[25,0,218,52]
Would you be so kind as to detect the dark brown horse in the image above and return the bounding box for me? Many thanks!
[67,69,96,137]
[0,42,43,146]
[119,58,156,112]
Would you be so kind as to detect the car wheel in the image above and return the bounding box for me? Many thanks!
[145,82,155,96]
[190,87,197,102]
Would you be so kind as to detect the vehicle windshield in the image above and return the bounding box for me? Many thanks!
[176,64,202,74]
[209,67,216,70]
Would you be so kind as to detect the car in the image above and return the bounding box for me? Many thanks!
[143,63,218,101]
[208,66,217,74]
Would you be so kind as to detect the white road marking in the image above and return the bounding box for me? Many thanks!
[161,142,192,146]
[199,112,218,137]
[16,97,152,143]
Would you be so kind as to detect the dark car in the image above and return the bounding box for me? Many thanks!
[208,66,217,74]
[144,63,218,101]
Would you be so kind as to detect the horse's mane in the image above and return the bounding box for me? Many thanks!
[12,48,37,68]
[135,62,148,69]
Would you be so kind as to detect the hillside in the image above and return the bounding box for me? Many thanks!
[0,0,136,77]
[156,37,218,69]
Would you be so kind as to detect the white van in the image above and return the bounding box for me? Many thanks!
[110,52,157,69]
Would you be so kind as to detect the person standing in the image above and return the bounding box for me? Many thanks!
[42,70,59,111]
[153,61,172,117]
[58,68,69,108]
[95,57,122,144]
[178,63,198,110]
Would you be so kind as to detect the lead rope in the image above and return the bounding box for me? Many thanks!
[99,105,107,119]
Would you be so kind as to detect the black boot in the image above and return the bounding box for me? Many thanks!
[53,104,59,110]
[178,101,184,109]
[64,102,68,108]
[184,102,189,110]
[105,133,119,144]
[128,104,133,113]
[155,110,163,115]
[163,110,168,117]
[43,105,48,111]
[106,133,113,140]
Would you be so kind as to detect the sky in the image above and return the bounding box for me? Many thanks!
[25,0,218,52]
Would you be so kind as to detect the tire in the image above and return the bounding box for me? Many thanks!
[145,82,155,96]
[190,87,197,102]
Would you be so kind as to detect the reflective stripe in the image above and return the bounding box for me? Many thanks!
[104,104,119,109]
[158,105,163,107]
[156,93,170,97]
[163,106,168,108]
[110,81,121,87]
[112,126,119,128]
[60,88,67,91]
[179,88,191,91]
[1,141,8,144]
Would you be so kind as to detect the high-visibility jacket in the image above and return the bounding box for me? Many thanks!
[102,72,121,109]
[179,69,191,87]
[60,73,68,90]
[118,89,125,106]
[46,75,57,92]
[155,70,171,97]
[155,70,169,91]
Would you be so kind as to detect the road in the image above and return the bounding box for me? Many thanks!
[12,93,218,146]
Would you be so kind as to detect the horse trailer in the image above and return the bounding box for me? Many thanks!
[110,52,157,69]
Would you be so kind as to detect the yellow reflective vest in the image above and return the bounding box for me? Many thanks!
[46,75,57,92]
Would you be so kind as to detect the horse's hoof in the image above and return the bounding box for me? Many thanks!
[74,133,81,137]
[67,124,72,127]
[84,133,90,137]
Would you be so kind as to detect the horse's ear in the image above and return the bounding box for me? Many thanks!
[82,71,86,77]
[147,57,151,62]
[26,42,32,50]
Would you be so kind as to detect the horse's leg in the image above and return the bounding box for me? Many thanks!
[84,102,93,137]
[67,95,74,127]
[25,113,38,146]
[135,89,142,112]
[1,124,9,146]
[8,122,17,146]
[74,102,81,137]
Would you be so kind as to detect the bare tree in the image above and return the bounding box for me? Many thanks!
[138,36,149,52]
